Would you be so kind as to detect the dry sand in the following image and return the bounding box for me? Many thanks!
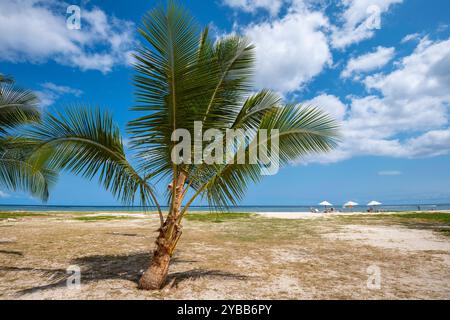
[255,210,450,219]
[0,211,449,299]
[256,211,370,219]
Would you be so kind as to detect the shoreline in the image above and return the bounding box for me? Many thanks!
[254,211,406,219]
[2,210,449,220]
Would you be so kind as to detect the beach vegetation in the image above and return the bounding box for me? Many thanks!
[184,212,253,222]
[0,211,49,219]
[73,215,136,222]
[391,212,450,224]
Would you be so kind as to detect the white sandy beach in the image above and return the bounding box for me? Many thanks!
[254,210,450,219]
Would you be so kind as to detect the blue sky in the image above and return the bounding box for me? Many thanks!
[1,0,450,206]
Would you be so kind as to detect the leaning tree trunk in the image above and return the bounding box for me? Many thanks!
[138,173,187,290]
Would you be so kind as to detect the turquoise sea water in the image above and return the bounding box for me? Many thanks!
[1,204,449,213]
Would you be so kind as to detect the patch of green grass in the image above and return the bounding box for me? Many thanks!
[367,212,450,237]
[184,212,254,222]
[0,212,49,219]
[215,217,316,242]
[73,215,134,222]
[391,212,450,224]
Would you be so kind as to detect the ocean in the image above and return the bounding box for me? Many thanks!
[1,204,449,213]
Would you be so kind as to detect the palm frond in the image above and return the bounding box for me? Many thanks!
[27,107,158,208]
[0,137,57,201]
[128,3,256,181]
[0,77,47,200]
[129,1,214,179]
[188,105,340,210]
[200,35,255,130]
[0,84,40,133]
[231,89,281,130]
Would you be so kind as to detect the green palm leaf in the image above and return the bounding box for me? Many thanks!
[200,35,255,129]
[0,76,53,201]
[129,1,210,179]
[185,105,339,211]
[0,84,40,134]
[28,107,160,213]
[0,137,57,201]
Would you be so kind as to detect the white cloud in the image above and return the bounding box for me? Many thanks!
[302,36,450,164]
[242,8,331,93]
[437,23,449,33]
[224,3,450,164]
[36,82,83,108]
[405,128,450,158]
[306,94,347,121]
[222,0,285,16]
[348,37,450,160]
[401,33,421,43]
[331,0,403,49]
[0,0,135,73]
[364,37,450,101]
[378,170,402,176]
[227,1,405,94]
[41,82,83,97]
[0,191,10,198]
[341,46,395,79]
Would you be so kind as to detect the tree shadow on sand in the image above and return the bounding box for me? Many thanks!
[5,251,249,295]
[0,250,23,256]
[165,269,250,288]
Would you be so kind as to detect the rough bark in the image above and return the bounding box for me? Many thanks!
[138,172,186,290]
[138,221,182,289]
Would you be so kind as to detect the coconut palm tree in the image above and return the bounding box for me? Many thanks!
[0,74,56,201]
[28,2,339,289]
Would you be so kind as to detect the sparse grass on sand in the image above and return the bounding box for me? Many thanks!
[439,229,450,237]
[73,216,136,222]
[0,211,449,299]
[184,212,254,222]
[392,212,450,223]
[393,212,450,237]
[339,212,450,237]
[0,212,49,219]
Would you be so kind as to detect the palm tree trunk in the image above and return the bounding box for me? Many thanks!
[139,172,186,290]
